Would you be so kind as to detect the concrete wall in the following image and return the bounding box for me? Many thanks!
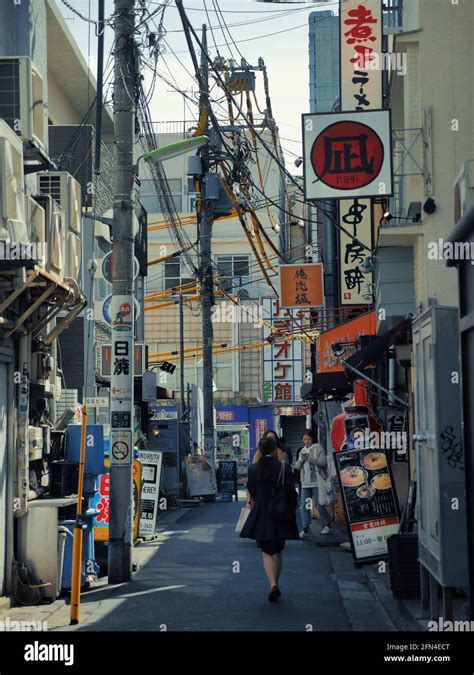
[0,1,48,82]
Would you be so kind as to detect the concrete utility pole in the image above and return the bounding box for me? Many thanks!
[199,25,216,469]
[179,293,186,420]
[108,0,136,584]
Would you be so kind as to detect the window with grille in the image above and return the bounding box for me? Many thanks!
[215,255,250,293]
[139,178,183,214]
[164,258,195,291]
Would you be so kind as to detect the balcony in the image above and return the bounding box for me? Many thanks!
[378,127,425,246]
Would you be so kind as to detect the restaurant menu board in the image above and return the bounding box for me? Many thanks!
[335,447,400,562]
[217,460,238,501]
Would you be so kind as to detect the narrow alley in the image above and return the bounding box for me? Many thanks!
[46,501,416,632]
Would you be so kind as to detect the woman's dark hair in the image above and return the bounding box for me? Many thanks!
[262,429,282,447]
[259,436,277,455]
[303,428,318,443]
[256,436,277,479]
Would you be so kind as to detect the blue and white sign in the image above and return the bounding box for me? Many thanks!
[262,298,304,403]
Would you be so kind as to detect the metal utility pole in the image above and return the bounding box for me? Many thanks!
[199,25,216,469]
[108,0,136,584]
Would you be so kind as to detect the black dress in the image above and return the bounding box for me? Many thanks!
[240,456,299,554]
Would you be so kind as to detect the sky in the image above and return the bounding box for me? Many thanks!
[57,0,338,168]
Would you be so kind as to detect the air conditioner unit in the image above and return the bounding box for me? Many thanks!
[66,231,81,279]
[25,195,46,265]
[0,56,47,149]
[32,194,52,267]
[0,119,25,231]
[38,172,82,235]
[4,219,29,244]
[49,202,65,278]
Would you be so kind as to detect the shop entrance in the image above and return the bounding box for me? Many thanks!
[281,416,307,463]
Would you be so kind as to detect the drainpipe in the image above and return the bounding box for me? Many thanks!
[5,356,15,595]
[15,331,30,518]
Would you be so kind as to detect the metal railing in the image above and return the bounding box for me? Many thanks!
[383,0,403,29]
[149,120,197,135]
[386,127,424,224]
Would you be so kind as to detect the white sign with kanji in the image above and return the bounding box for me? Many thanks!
[340,0,383,111]
[262,298,304,404]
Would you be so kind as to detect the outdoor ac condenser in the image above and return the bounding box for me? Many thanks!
[0,56,47,150]
[25,195,46,265]
[48,202,65,278]
[38,172,82,236]
[0,119,25,241]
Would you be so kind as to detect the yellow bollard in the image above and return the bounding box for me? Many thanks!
[70,404,88,625]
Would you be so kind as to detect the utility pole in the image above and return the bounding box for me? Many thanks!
[108,0,136,584]
[179,293,186,421]
[199,25,216,470]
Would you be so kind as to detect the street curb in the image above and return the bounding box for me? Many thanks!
[364,568,426,632]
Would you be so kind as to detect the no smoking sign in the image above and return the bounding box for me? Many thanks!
[110,430,132,465]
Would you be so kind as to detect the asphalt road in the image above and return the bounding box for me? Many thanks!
[66,500,403,632]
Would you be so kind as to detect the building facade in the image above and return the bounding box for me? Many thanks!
[0,0,112,602]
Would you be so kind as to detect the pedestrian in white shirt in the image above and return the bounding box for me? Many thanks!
[295,428,332,537]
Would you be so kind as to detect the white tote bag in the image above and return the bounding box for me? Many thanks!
[317,469,337,507]
[235,506,251,533]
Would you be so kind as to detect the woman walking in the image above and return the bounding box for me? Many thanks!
[252,430,289,464]
[296,429,332,537]
[240,435,299,602]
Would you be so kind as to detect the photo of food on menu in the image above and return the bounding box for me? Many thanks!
[335,449,399,523]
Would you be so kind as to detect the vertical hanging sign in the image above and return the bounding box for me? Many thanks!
[339,0,383,305]
[340,0,383,111]
[109,295,134,465]
[339,199,373,304]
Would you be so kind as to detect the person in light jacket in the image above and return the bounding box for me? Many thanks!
[295,428,332,537]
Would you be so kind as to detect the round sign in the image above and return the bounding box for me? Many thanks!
[112,439,130,461]
[101,294,141,326]
[102,252,140,283]
[310,120,384,191]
